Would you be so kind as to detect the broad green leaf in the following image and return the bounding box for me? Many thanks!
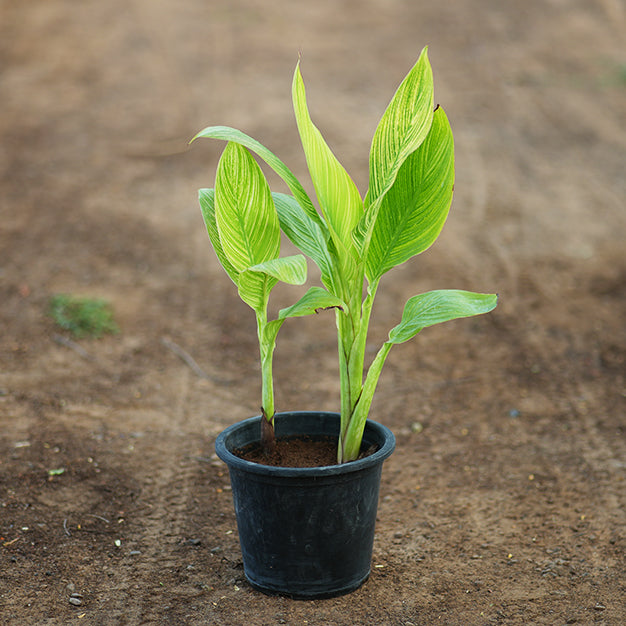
[365,106,455,281]
[192,125,325,232]
[237,270,278,312]
[272,192,335,291]
[247,254,307,286]
[355,47,435,251]
[237,256,306,313]
[292,63,362,253]
[215,142,280,272]
[387,290,498,345]
[278,286,346,319]
[368,46,434,206]
[261,286,347,370]
[198,188,240,285]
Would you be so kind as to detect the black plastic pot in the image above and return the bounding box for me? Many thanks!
[214,411,395,599]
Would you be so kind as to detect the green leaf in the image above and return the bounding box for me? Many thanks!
[247,254,307,286]
[237,271,278,312]
[365,106,455,281]
[215,142,280,272]
[368,47,434,204]
[262,286,346,353]
[236,257,306,312]
[292,63,362,253]
[387,290,498,345]
[272,192,335,290]
[278,286,346,319]
[355,47,435,251]
[198,188,240,285]
[192,125,325,232]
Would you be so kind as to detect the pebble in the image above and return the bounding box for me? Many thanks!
[69,593,83,606]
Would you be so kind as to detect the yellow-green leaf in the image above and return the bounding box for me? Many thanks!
[215,142,280,272]
[387,290,498,345]
[192,126,325,232]
[368,46,434,206]
[272,192,336,291]
[292,63,362,253]
[198,188,239,285]
[365,106,454,281]
[247,255,307,286]
[237,271,278,312]
[355,47,435,252]
[278,287,346,319]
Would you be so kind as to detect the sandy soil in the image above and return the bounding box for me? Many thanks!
[1,1,624,624]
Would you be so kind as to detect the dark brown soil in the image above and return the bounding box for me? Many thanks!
[1,1,625,625]
[235,436,340,468]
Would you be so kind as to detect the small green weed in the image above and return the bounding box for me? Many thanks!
[49,294,119,338]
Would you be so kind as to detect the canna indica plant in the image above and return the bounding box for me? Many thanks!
[193,47,497,463]
[196,143,341,452]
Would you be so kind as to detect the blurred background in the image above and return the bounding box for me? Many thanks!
[2,0,624,414]
[3,0,624,281]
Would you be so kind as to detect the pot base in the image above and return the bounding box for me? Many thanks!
[246,571,370,600]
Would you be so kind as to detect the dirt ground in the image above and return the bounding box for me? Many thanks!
[1,1,624,624]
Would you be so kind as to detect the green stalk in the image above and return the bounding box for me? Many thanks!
[256,310,276,454]
[347,278,379,407]
[341,341,393,461]
[336,308,354,461]
[335,254,359,460]
[337,274,380,463]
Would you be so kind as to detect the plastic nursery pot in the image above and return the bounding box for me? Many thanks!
[214,411,395,599]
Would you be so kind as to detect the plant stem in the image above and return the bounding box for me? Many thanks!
[336,309,354,461]
[342,341,392,461]
[337,274,380,463]
[257,311,276,455]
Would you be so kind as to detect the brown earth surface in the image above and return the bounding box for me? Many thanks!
[1,1,625,624]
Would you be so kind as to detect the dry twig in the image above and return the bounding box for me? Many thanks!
[161,337,209,379]
[52,334,95,361]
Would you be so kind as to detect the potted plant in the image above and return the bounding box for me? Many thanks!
[191,47,497,598]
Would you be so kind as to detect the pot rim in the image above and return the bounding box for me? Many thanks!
[215,411,395,477]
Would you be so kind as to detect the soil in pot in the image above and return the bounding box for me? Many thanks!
[235,434,379,468]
